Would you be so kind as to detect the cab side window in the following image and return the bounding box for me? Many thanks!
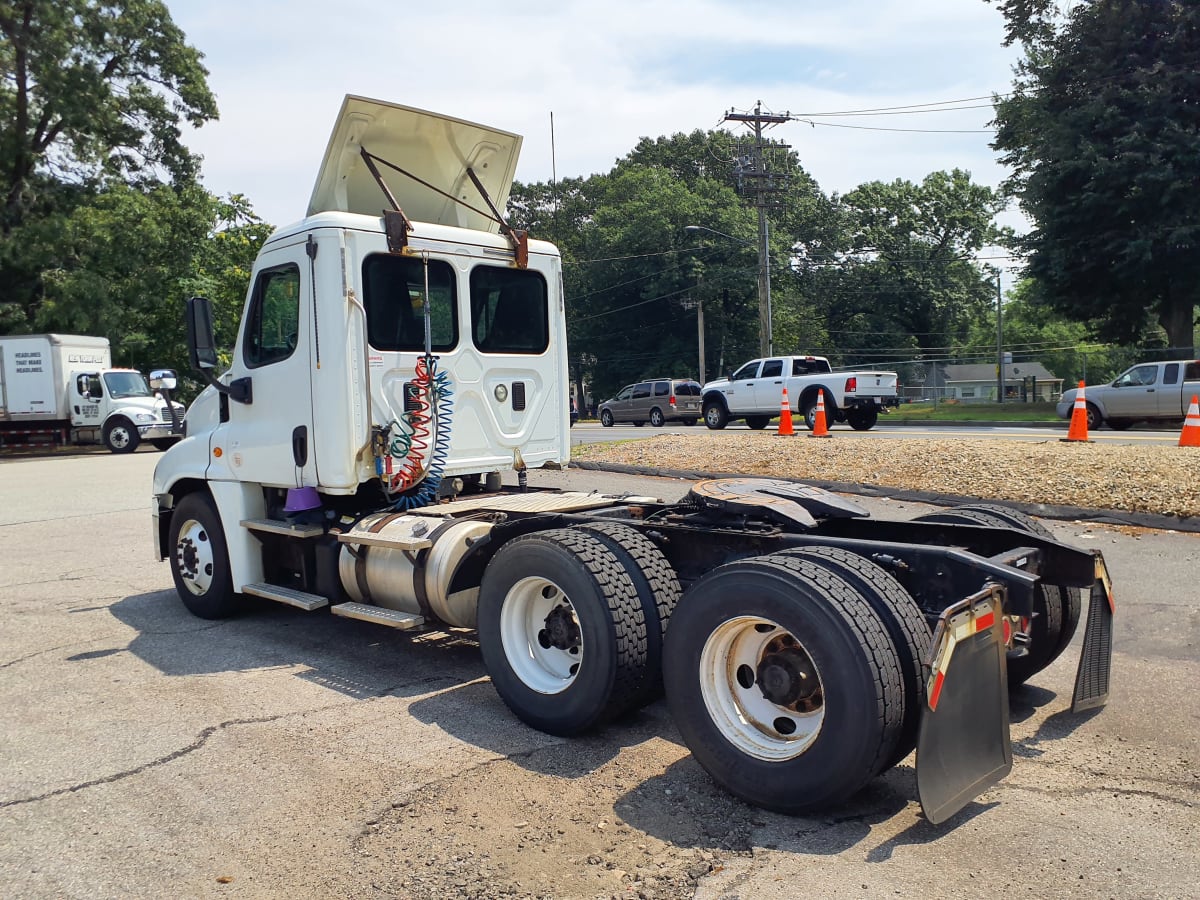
[244,264,301,368]
[732,362,760,381]
[1122,365,1158,386]
[760,360,783,378]
[615,385,634,401]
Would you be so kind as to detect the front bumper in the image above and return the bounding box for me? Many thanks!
[137,422,182,440]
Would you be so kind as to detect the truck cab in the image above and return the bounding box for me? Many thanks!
[154,97,569,593]
[72,368,183,452]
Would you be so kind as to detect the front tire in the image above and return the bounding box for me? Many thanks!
[663,554,904,814]
[478,529,649,736]
[170,492,237,619]
[1085,403,1102,431]
[703,402,728,430]
[600,409,614,427]
[103,418,140,453]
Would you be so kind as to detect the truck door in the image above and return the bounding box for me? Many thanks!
[724,360,762,414]
[752,358,786,410]
[1158,363,1182,417]
[1105,364,1159,418]
[70,373,103,427]
[208,247,318,488]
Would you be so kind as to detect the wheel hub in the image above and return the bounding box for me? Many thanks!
[179,539,199,578]
[756,647,820,708]
[539,604,580,651]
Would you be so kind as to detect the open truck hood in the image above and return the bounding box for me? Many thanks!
[307,95,523,233]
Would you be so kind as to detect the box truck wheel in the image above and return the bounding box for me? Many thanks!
[478,529,649,736]
[662,553,903,814]
[170,493,237,619]
[103,417,140,453]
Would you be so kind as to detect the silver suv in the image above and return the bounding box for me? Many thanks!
[598,378,702,427]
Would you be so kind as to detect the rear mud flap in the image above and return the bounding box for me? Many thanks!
[1072,554,1115,712]
[917,587,1012,825]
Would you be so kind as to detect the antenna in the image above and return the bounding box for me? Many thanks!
[550,111,559,218]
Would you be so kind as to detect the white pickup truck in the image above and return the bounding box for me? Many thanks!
[701,355,899,431]
[1057,358,1200,430]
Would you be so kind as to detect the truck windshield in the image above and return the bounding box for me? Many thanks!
[103,372,152,399]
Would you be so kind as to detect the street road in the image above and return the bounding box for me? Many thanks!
[572,420,1181,447]
[1,451,1197,898]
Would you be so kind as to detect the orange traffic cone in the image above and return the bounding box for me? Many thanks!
[1061,380,1091,443]
[808,389,832,438]
[778,387,794,436]
[1180,395,1200,447]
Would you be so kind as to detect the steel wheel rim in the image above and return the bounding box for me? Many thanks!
[109,425,132,449]
[698,615,825,760]
[175,516,215,596]
[499,576,582,694]
[705,407,720,427]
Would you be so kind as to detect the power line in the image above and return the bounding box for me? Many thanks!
[795,119,994,134]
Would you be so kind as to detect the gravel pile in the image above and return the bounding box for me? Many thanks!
[572,432,1200,520]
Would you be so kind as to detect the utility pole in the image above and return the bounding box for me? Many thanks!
[994,268,1005,403]
[723,102,789,357]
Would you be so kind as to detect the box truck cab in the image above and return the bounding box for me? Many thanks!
[0,333,184,451]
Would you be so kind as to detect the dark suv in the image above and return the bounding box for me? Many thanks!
[598,378,703,427]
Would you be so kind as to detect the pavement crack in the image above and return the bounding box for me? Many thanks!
[0,715,279,809]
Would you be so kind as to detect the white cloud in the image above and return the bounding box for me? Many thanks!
[170,0,1022,239]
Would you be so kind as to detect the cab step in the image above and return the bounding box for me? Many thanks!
[331,602,424,630]
[242,582,329,610]
[241,518,324,538]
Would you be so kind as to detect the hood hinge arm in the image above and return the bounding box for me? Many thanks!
[359,147,412,253]
[465,167,528,268]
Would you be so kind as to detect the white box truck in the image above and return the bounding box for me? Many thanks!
[151,96,1114,823]
[0,334,185,452]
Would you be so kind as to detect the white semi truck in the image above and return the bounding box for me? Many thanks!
[0,333,184,452]
[152,96,1114,823]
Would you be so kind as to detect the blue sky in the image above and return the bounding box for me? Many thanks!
[168,0,1023,238]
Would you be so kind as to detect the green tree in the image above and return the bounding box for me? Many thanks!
[0,0,217,232]
[962,276,1092,381]
[828,170,1004,364]
[990,0,1200,354]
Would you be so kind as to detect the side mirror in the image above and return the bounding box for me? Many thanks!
[185,296,252,404]
[186,297,218,370]
[149,369,178,391]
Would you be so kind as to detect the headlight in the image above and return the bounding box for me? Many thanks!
[135,412,156,423]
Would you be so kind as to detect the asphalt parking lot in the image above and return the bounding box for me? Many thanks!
[1,450,1197,899]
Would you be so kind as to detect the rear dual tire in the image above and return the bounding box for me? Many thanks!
[914,504,1082,688]
[478,529,653,736]
[663,552,915,814]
